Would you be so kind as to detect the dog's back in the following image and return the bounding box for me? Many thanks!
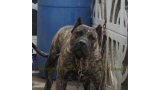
[48,26,73,55]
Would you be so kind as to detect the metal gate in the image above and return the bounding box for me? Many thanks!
[92,0,128,90]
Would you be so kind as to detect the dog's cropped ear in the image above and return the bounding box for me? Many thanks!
[96,24,102,38]
[71,17,82,33]
[95,24,102,46]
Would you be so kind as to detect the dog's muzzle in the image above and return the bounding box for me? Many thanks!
[71,40,90,58]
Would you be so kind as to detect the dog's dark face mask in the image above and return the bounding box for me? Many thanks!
[70,17,102,59]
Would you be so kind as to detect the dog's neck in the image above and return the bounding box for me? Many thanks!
[74,45,102,68]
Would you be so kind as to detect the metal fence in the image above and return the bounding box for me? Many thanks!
[92,0,128,90]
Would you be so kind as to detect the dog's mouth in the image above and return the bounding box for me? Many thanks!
[71,43,90,59]
[71,42,89,59]
[74,49,89,59]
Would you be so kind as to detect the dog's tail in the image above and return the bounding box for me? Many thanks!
[32,42,49,58]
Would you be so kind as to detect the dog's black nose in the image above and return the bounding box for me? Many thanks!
[79,40,86,46]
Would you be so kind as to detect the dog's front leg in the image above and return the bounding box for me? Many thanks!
[83,82,90,90]
[56,73,68,90]
[93,82,101,90]
[92,71,104,90]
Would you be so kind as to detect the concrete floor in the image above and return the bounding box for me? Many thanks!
[32,71,95,90]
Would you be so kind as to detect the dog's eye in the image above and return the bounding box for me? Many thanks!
[76,31,82,36]
[88,34,95,40]
[77,32,80,35]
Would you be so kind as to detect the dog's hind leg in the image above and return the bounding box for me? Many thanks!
[44,70,54,90]
[44,54,59,90]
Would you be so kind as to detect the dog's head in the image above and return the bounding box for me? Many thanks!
[70,17,102,59]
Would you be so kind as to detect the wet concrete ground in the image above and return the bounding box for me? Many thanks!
[32,71,95,90]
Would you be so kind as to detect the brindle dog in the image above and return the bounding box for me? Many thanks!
[32,17,104,90]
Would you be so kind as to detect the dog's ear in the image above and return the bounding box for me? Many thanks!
[71,17,82,33]
[96,24,102,38]
[95,24,102,46]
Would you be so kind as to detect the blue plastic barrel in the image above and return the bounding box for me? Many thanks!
[37,0,92,79]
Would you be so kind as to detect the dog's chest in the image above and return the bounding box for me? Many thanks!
[65,59,102,82]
